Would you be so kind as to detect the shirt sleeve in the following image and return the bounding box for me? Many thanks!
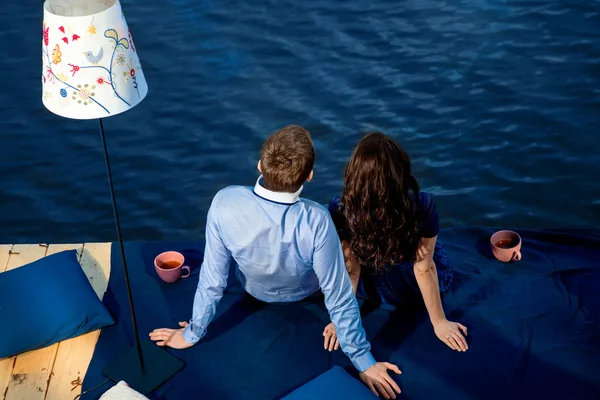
[312,213,376,372]
[182,192,232,344]
[328,196,351,242]
[418,192,440,238]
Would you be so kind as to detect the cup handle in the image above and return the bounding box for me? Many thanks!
[512,251,521,261]
[181,266,191,278]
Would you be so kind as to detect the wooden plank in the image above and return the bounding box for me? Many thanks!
[0,358,14,400]
[4,245,52,400]
[45,244,83,258]
[80,243,112,299]
[44,331,100,400]
[44,243,112,400]
[0,245,11,273]
[1,245,47,399]
[0,245,14,399]
[3,245,48,272]
[5,348,57,400]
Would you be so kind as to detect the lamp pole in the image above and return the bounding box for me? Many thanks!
[98,118,183,395]
[98,118,145,369]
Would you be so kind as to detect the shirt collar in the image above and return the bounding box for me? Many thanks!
[253,175,303,205]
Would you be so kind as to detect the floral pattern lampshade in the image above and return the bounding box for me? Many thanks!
[42,0,148,119]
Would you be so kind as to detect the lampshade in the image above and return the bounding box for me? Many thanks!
[42,0,148,120]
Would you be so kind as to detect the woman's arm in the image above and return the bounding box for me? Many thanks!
[342,240,360,295]
[414,235,468,351]
[322,240,362,352]
[413,236,445,324]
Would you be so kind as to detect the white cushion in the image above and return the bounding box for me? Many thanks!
[99,381,150,400]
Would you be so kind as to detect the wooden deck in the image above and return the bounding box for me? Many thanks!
[0,243,111,400]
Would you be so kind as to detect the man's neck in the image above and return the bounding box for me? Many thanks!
[253,175,303,205]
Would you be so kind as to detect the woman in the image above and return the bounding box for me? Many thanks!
[323,132,468,353]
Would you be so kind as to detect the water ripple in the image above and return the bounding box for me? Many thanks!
[1,0,599,242]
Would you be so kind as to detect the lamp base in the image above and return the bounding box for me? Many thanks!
[101,340,185,395]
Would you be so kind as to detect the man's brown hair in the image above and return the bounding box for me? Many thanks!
[260,125,315,193]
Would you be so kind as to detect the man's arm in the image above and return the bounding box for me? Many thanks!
[150,193,232,348]
[312,215,375,371]
[314,214,402,398]
[182,195,232,343]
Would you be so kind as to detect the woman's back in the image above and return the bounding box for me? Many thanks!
[329,191,453,305]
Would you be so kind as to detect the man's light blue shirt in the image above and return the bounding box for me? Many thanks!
[182,176,376,372]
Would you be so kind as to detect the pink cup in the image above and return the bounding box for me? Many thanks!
[154,251,191,283]
[490,230,522,263]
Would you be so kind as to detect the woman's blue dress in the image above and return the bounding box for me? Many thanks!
[328,192,454,306]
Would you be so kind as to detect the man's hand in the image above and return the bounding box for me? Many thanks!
[323,322,340,351]
[433,318,468,352]
[149,321,194,349]
[359,362,402,399]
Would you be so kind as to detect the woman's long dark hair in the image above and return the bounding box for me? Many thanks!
[341,132,420,271]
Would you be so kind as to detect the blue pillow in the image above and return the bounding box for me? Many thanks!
[282,366,376,399]
[0,249,114,358]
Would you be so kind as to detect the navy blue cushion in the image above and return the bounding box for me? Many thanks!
[0,249,114,358]
[282,366,375,400]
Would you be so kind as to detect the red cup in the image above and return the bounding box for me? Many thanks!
[154,251,191,283]
[490,230,522,263]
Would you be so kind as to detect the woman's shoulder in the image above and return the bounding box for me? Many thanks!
[409,191,436,212]
[415,191,439,238]
[417,191,436,210]
[417,190,434,202]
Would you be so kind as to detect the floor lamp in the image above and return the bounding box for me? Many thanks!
[41,0,183,394]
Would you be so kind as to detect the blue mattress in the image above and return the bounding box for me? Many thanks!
[81,227,600,399]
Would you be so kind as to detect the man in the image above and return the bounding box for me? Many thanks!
[150,126,401,399]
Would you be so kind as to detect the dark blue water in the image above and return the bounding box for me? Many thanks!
[1,0,599,244]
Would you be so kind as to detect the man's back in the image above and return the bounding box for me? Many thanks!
[211,182,330,302]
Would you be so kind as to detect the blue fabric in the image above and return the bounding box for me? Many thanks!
[82,228,600,399]
[329,193,453,305]
[183,178,375,371]
[357,239,454,306]
[281,366,375,400]
[0,250,115,358]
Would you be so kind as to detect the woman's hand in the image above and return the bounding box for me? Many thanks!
[323,322,340,351]
[433,318,468,351]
